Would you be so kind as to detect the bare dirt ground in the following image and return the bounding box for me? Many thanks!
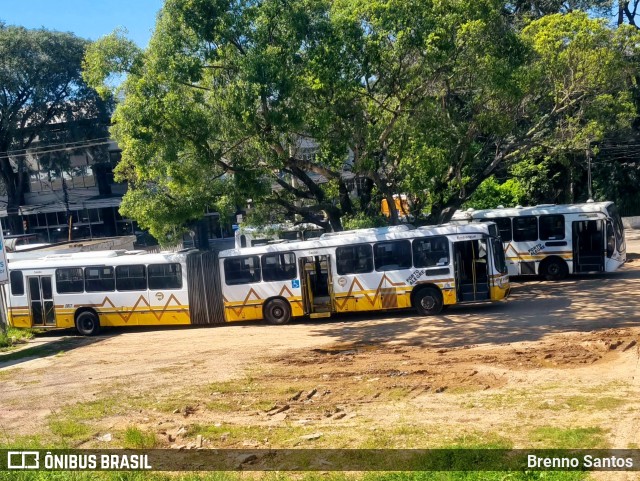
[2,238,640,477]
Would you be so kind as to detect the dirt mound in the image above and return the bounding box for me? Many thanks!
[272,329,639,398]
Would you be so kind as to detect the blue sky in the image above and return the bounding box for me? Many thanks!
[0,0,164,47]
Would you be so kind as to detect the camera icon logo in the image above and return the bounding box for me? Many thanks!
[7,451,40,469]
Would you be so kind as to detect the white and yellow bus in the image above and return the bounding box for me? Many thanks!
[452,201,626,280]
[219,223,509,324]
[5,223,510,334]
[5,251,200,336]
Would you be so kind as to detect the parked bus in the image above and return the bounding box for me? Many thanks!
[219,223,509,324]
[5,223,509,335]
[451,201,626,280]
[5,251,200,336]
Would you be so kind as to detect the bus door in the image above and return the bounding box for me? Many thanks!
[572,220,604,273]
[453,239,490,302]
[299,255,332,318]
[27,276,56,327]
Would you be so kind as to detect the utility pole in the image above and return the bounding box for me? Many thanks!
[586,147,593,200]
[0,226,9,334]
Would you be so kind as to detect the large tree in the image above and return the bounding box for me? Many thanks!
[84,1,639,242]
[0,24,112,234]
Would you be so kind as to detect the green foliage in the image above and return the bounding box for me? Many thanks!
[122,426,157,449]
[464,177,527,210]
[83,3,640,233]
[342,212,387,230]
[82,29,141,98]
[0,25,113,232]
[0,327,35,350]
[529,426,607,449]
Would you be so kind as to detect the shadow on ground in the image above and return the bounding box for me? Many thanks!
[297,267,640,349]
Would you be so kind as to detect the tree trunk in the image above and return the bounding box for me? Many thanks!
[325,206,343,232]
[338,179,353,217]
[0,156,25,235]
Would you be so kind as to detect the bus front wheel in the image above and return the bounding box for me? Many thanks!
[541,258,568,281]
[263,299,291,325]
[414,287,443,316]
[76,311,101,336]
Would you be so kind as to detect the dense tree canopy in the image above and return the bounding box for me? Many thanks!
[84,1,640,242]
[0,24,112,233]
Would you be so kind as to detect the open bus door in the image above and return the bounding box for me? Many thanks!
[26,276,56,327]
[299,255,333,319]
[453,239,491,302]
[572,220,604,273]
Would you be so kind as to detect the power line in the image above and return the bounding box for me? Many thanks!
[0,139,114,161]
[0,137,112,157]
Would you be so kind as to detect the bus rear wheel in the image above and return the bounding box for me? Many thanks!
[541,258,568,281]
[76,311,100,336]
[264,299,291,325]
[414,287,443,316]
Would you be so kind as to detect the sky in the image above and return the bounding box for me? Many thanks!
[0,0,164,47]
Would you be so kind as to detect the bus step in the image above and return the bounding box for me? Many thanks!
[310,312,331,319]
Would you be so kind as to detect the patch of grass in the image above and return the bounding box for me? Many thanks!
[207,379,255,395]
[529,426,607,449]
[48,418,90,440]
[537,395,626,412]
[205,399,236,412]
[0,327,35,350]
[187,423,308,447]
[61,397,123,421]
[123,426,157,448]
[593,396,627,410]
[0,434,47,449]
[386,387,411,401]
[0,367,21,380]
[449,431,513,449]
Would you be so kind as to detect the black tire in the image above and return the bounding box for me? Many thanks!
[541,258,568,281]
[413,287,444,316]
[263,299,291,325]
[76,311,100,336]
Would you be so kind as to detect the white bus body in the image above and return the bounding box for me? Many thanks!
[6,223,511,334]
[5,251,194,335]
[220,223,510,324]
[452,202,626,280]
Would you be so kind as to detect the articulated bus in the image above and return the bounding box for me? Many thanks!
[5,251,196,336]
[5,223,509,335]
[219,223,509,324]
[452,201,626,280]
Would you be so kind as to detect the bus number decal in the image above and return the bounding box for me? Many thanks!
[528,243,545,256]
[406,269,426,285]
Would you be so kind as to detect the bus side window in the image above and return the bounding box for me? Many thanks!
[413,236,450,268]
[224,256,261,285]
[493,218,512,242]
[374,240,411,271]
[148,263,183,289]
[513,216,538,242]
[10,270,24,296]
[336,245,373,275]
[539,214,565,241]
[56,268,84,294]
[261,253,296,282]
[115,265,147,291]
[85,267,115,292]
